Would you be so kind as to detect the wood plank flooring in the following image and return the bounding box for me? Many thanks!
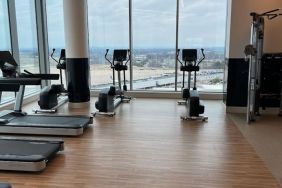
[0,99,280,188]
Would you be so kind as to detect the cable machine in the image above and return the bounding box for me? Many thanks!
[244,9,282,123]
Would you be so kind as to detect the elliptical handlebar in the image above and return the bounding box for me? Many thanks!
[176,49,183,66]
[59,49,66,62]
[197,48,205,66]
[105,49,113,66]
[23,69,33,75]
[50,49,59,64]
[125,49,131,66]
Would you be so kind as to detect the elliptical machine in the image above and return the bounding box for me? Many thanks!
[177,49,208,121]
[94,49,131,116]
[34,49,68,113]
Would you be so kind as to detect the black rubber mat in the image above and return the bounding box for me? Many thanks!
[0,139,61,162]
[0,183,11,188]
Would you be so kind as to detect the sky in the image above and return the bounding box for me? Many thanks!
[0,0,228,50]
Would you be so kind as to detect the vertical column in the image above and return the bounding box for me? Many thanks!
[35,0,49,87]
[129,0,133,90]
[7,0,20,67]
[63,0,90,108]
[175,0,179,92]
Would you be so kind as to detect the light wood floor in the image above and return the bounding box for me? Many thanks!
[0,99,280,188]
[229,113,282,185]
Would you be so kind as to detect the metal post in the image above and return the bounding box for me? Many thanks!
[279,70,282,116]
[129,0,133,90]
[35,0,50,87]
[118,70,122,91]
[7,0,20,69]
[188,72,191,90]
[14,85,25,112]
[247,15,264,123]
[175,0,180,91]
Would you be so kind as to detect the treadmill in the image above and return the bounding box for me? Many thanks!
[0,137,64,172]
[0,183,11,188]
[0,51,92,136]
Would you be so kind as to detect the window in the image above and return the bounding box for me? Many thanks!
[15,0,40,95]
[0,0,10,51]
[132,0,177,90]
[0,0,13,104]
[88,0,130,89]
[178,0,227,92]
[48,0,227,93]
[46,0,66,86]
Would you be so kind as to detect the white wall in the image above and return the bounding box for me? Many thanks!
[226,0,282,58]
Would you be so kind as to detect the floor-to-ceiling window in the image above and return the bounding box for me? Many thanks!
[15,0,40,95]
[178,0,227,92]
[46,0,66,86]
[0,0,13,104]
[132,0,177,90]
[43,0,227,93]
[88,0,130,89]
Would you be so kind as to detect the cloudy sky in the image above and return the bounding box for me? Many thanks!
[1,0,227,50]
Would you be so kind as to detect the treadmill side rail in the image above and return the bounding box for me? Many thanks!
[0,126,84,136]
[0,160,46,172]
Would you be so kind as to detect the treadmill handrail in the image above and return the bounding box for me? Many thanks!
[20,73,59,80]
[0,84,20,92]
[0,78,41,85]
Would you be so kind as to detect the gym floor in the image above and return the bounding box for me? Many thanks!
[229,113,282,186]
[0,98,280,188]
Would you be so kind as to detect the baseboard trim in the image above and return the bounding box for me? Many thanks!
[226,106,281,115]
[0,93,39,111]
[90,90,223,100]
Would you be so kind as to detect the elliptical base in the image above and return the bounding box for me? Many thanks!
[93,111,116,117]
[34,95,68,114]
[180,115,208,121]
[121,97,131,103]
[177,100,187,105]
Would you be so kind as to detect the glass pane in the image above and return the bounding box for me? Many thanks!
[0,0,14,104]
[179,0,227,92]
[46,0,66,86]
[88,0,129,89]
[15,0,40,95]
[0,0,10,51]
[132,0,176,91]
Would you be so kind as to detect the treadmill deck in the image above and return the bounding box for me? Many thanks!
[0,138,64,172]
[0,111,92,136]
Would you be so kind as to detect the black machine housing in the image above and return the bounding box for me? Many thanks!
[177,49,207,121]
[260,53,282,114]
[36,49,67,113]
